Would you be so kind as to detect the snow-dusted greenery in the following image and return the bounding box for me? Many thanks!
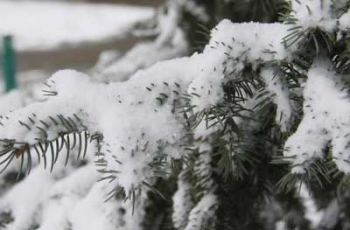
[0,0,349,229]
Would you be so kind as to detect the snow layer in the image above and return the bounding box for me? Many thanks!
[190,20,293,112]
[299,183,323,228]
[172,170,193,229]
[0,20,296,194]
[0,1,154,51]
[339,8,350,30]
[0,167,55,229]
[261,67,294,132]
[96,25,188,82]
[183,193,217,230]
[175,0,210,22]
[0,91,25,115]
[0,151,80,230]
[290,0,337,32]
[94,0,188,83]
[0,11,346,228]
[38,165,98,230]
[284,59,350,173]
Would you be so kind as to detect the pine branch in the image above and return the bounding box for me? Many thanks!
[0,114,90,176]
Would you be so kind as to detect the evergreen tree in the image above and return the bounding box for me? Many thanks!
[0,0,349,229]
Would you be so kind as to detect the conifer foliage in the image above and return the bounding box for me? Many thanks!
[0,0,349,229]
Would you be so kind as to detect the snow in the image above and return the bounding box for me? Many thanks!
[0,66,192,193]
[172,145,216,229]
[205,21,292,63]
[183,193,217,230]
[176,0,210,23]
[96,31,187,82]
[172,169,193,229]
[0,1,348,227]
[299,183,323,228]
[275,221,287,230]
[0,90,25,115]
[189,20,293,112]
[290,0,337,32]
[260,67,294,132]
[284,59,350,173]
[0,19,298,202]
[339,8,350,30]
[0,151,78,230]
[0,1,154,51]
[318,200,340,229]
[0,21,296,228]
[93,1,188,82]
[0,168,54,229]
[38,165,98,230]
[67,183,128,230]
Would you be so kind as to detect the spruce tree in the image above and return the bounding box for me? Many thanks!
[0,0,349,229]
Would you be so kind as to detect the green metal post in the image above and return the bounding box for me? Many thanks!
[2,35,17,92]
